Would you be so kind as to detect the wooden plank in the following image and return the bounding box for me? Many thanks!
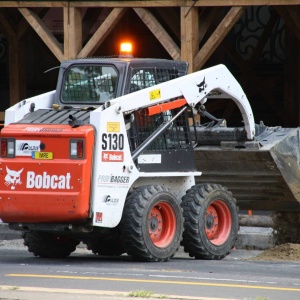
[248,10,278,64]
[221,40,283,119]
[78,8,127,58]
[134,8,180,60]
[2,1,300,8]
[8,37,23,105]
[18,7,64,61]
[295,40,300,126]
[275,6,300,40]
[18,8,49,39]
[275,5,300,125]
[155,8,180,40]
[0,112,5,122]
[82,7,103,44]
[64,7,82,60]
[180,6,198,73]
[194,6,245,70]
[71,1,300,6]
[0,9,15,36]
[0,10,25,105]
[283,30,297,126]
[198,7,223,45]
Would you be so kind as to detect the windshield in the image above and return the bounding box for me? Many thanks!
[61,65,118,104]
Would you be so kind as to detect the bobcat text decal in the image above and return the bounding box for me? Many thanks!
[26,171,71,189]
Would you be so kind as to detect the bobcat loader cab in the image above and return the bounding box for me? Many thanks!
[0,52,255,261]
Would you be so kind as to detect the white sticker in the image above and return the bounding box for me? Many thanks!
[15,140,40,156]
[138,154,162,164]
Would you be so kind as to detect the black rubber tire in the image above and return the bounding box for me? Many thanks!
[85,236,125,256]
[120,185,183,262]
[181,183,239,260]
[22,231,79,258]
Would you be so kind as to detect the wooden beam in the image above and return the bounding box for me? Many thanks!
[198,7,223,45]
[283,30,300,126]
[181,7,198,73]
[248,10,279,66]
[18,8,50,39]
[82,7,103,44]
[1,1,300,8]
[0,112,5,122]
[134,8,180,60]
[78,8,127,58]
[10,37,26,105]
[194,6,245,70]
[64,7,82,60]
[18,7,64,61]
[275,6,300,40]
[155,8,180,41]
[0,9,16,37]
[0,10,26,105]
[222,101,236,121]
[221,40,283,119]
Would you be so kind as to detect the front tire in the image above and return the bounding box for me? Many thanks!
[181,184,239,260]
[120,185,183,262]
[23,231,79,258]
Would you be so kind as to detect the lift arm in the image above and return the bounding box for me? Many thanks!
[105,64,255,140]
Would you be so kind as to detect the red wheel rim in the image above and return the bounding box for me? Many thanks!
[148,201,176,248]
[205,200,232,245]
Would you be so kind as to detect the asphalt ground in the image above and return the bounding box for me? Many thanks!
[0,238,265,300]
[0,224,278,300]
[0,222,275,250]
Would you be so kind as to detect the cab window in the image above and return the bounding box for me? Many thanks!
[129,68,180,93]
[130,69,156,92]
[61,65,118,104]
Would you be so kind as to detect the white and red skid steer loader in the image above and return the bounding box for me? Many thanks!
[0,57,255,261]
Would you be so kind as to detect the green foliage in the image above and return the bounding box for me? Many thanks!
[128,290,153,298]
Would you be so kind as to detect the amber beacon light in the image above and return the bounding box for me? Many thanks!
[119,42,133,58]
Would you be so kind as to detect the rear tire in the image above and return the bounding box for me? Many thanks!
[23,231,79,258]
[120,185,183,262]
[181,183,239,260]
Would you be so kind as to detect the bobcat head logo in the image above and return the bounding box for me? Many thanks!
[196,77,207,93]
[5,166,23,190]
[102,153,108,161]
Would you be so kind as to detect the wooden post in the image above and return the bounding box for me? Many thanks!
[180,6,198,74]
[0,10,26,106]
[64,6,82,60]
[8,36,21,105]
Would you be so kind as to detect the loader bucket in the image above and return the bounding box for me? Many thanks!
[194,125,300,211]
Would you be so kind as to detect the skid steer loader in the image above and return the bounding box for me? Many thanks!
[0,56,256,261]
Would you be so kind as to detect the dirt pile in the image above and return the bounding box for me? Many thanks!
[252,243,300,261]
[272,212,300,244]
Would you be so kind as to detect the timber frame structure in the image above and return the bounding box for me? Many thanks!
[1,1,300,126]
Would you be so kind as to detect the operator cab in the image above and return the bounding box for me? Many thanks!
[15,43,188,126]
[54,57,188,108]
